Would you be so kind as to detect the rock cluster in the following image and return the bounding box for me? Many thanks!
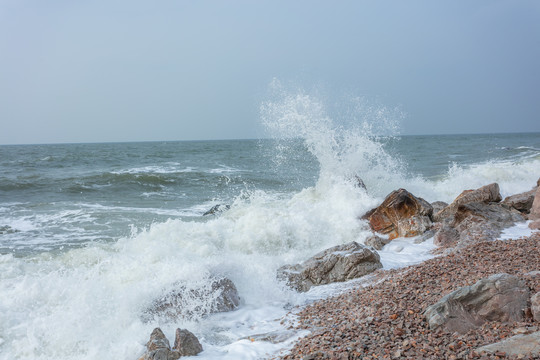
[137,327,202,360]
[280,233,540,359]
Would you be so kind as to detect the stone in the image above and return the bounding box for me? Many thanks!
[144,277,240,321]
[277,242,382,292]
[431,201,448,216]
[434,183,502,222]
[502,188,536,214]
[364,234,390,250]
[173,328,203,356]
[530,219,540,230]
[529,186,540,222]
[362,189,433,240]
[425,273,529,334]
[203,204,230,216]
[139,328,181,360]
[433,225,460,247]
[532,292,540,322]
[476,331,540,357]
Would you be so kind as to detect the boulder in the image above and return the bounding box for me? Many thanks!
[430,201,448,216]
[532,292,540,322]
[529,187,540,228]
[502,188,537,214]
[138,328,181,360]
[362,189,433,240]
[277,242,382,292]
[433,225,460,247]
[144,277,240,321]
[425,273,529,334]
[173,328,203,357]
[203,204,230,216]
[476,331,540,357]
[364,234,390,250]
[434,183,502,222]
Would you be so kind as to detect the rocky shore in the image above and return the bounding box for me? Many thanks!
[279,233,540,359]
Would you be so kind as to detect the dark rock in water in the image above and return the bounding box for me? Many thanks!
[364,234,390,250]
[0,225,19,234]
[138,328,181,360]
[203,204,230,216]
[502,188,536,214]
[277,241,382,292]
[425,273,529,334]
[353,175,367,191]
[173,328,203,356]
[362,188,433,240]
[433,183,502,222]
[144,277,240,321]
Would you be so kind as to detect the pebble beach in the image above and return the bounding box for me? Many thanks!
[280,232,540,360]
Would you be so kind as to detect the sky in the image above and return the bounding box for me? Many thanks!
[1,1,539,145]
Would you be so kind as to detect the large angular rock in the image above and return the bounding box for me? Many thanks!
[277,242,382,292]
[476,331,540,358]
[362,189,433,240]
[145,277,240,321]
[138,328,181,360]
[425,273,529,334]
[173,328,203,357]
[529,186,540,230]
[434,183,502,222]
[532,292,540,322]
[502,188,536,214]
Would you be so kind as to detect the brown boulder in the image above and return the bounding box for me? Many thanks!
[173,328,203,357]
[532,292,540,322]
[425,273,529,334]
[433,225,460,247]
[277,242,382,292]
[362,189,433,240]
[138,328,181,360]
[434,183,502,222]
[529,186,540,222]
[364,234,391,250]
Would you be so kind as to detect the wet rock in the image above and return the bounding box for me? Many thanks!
[203,204,230,216]
[244,329,299,344]
[529,187,540,229]
[425,273,529,334]
[362,188,433,240]
[476,331,540,357]
[138,328,181,360]
[434,225,460,247]
[434,183,502,222]
[502,188,537,214]
[532,292,540,322]
[430,201,448,216]
[173,328,203,356]
[145,277,240,321]
[364,234,390,250]
[277,242,382,292]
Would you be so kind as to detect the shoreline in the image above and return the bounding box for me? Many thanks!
[278,231,540,359]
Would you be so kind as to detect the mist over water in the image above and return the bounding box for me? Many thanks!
[0,88,539,359]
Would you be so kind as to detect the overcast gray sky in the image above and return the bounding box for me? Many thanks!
[1,1,539,144]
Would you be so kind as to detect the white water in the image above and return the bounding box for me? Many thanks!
[1,89,538,359]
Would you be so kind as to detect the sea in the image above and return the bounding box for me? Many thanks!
[1,95,539,359]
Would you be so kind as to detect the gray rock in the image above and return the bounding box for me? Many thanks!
[532,292,540,322]
[502,188,537,214]
[364,234,390,250]
[173,328,203,356]
[433,225,460,247]
[138,328,181,360]
[529,186,540,225]
[434,183,502,222]
[277,242,382,292]
[476,331,540,357]
[203,204,230,216]
[243,329,299,344]
[430,201,448,216]
[425,273,529,334]
[144,277,240,321]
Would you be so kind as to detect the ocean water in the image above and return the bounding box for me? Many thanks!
[1,95,539,359]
